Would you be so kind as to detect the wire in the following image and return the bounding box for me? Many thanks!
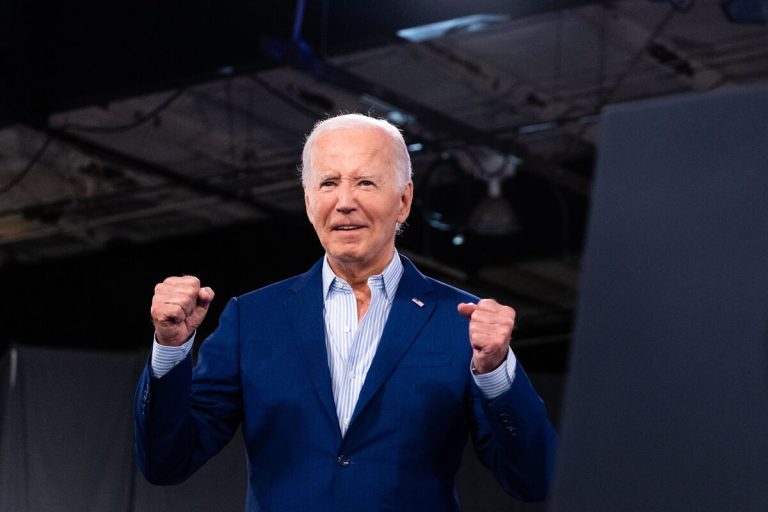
[248,74,321,120]
[599,8,678,105]
[0,135,54,195]
[320,0,329,57]
[0,88,184,195]
[558,6,679,144]
[57,89,184,134]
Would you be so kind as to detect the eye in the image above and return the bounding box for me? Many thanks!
[359,179,375,187]
[319,180,336,188]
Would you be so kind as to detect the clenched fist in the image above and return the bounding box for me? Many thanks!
[457,299,516,374]
[150,276,215,346]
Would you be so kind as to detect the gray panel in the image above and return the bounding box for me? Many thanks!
[551,86,768,512]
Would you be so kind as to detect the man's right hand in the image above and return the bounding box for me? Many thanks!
[150,276,215,346]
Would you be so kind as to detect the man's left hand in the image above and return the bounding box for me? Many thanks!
[457,299,516,374]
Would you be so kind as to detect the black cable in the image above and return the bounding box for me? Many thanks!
[320,0,329,57]
[598,8,678,105]
[248,74,321,120]
[292,0,307,43]
[0,135,54,195]
[596,2,610,107]
[555,6,678,145]
[226,78,235,162]
[1,88,184,195]
[57,89,184,134]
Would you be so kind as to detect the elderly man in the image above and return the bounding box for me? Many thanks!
[134,113,557,512]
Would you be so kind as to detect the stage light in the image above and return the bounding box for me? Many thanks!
[447,146,520,236]
[419,147,521,239]
[397,14,509,42]
[359,94,414,126]
[217,65,235,76]
[468,184,521,237]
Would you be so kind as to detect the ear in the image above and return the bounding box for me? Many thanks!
[397,180,414,224]
[304,192,315,225]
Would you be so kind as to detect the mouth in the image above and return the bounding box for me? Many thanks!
[332,224,365,231]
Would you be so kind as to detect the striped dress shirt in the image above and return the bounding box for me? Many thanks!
[321,253,402,436]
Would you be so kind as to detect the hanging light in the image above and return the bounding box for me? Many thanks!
[468,178,521,236]
[453,146,521,236]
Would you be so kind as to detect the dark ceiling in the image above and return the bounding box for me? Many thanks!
[0,0,596,122]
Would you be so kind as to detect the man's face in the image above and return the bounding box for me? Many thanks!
[304,126,413,274]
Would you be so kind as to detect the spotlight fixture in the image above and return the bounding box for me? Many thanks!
[468,194,520,236]
[417,146,522,241]
[453,146,521,236]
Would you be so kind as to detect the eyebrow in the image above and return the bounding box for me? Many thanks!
[315,172,378,181]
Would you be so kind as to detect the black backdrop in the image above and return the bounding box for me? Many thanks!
[0,346,561,511]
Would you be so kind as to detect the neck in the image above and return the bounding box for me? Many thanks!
[328,249,395,294]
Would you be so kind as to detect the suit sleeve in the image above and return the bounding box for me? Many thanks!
[134,297,243,484]
[468,361,558,502]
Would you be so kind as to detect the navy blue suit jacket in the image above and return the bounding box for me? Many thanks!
[134,256,557,511]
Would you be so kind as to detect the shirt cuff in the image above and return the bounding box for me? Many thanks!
[150,333,196,378]
[471,347,518,400]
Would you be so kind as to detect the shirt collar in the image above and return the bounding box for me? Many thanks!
[322,251,404,303]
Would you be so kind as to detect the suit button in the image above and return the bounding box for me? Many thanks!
[337,455,351,467]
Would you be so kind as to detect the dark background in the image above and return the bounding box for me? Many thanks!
[1,1,768,510]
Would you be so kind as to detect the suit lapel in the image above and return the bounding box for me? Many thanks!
[349,256,435,426]
[284,260,341,437]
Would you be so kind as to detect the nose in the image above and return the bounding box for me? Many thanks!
[335,181,357,213]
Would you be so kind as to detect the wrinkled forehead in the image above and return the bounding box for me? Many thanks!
[308,127,398,174]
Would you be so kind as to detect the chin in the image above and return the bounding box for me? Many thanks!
[328,250,365,264]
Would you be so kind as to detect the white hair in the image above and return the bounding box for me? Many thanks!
[300,113,413,190]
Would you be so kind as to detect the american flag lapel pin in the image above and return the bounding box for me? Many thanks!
[411,297,424,308]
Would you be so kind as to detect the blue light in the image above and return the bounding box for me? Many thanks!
[359,94,415,125]
[217,65,235,76]
[518,121,558,135]
[388,111,408,125]
[397,15,509,42]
